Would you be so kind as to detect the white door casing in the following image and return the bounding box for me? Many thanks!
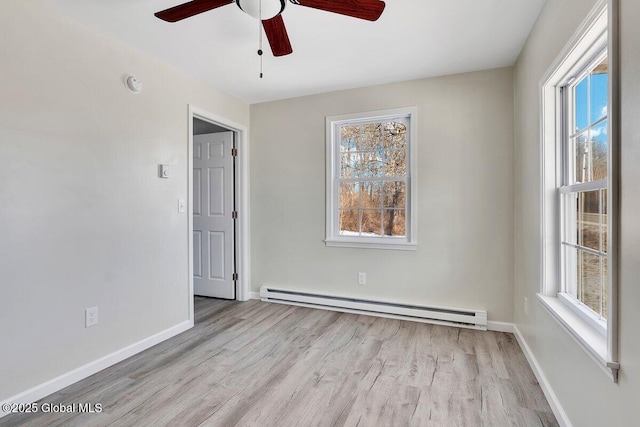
[193,132,235,299]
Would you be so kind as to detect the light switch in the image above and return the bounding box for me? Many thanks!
[178,199,186,213]
[160,164,169,179]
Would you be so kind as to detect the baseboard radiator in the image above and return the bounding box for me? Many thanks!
[260,286,487,330]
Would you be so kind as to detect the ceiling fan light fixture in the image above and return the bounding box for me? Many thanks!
[236,0,286,20]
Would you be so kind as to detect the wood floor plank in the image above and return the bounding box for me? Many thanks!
[0,299,558,427]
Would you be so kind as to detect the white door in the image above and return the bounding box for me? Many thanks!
[193,131,235,299]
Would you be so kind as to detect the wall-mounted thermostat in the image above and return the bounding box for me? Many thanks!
[160,164,169,178]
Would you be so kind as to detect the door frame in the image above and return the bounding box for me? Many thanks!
[187,105,250,323]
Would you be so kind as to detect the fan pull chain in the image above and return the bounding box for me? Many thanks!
[257,0,263,78]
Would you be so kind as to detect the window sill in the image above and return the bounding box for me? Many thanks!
[537,294,619,382]
[325,238,417,251]
[557,292,607,336]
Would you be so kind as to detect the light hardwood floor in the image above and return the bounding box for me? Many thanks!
[1,297,558,426]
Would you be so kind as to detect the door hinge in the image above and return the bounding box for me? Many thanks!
[232,211,238,219]
[232,273,238,281]
[231,148,238,157]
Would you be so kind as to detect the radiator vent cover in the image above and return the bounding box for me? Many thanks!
[260,286,487,330]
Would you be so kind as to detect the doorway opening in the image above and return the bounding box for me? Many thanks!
[188,106,249,323]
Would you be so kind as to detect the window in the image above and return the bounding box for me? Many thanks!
[325,107,417,250]
[560,53,609,333]
[539,1,619,382]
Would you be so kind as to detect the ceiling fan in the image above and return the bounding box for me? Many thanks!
[154,0,386,57]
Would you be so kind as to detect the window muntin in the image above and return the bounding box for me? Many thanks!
[560,53,609,324]
[326,108,417,249]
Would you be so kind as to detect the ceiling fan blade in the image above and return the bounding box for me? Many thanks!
[294,0,385,21]
[155,0,233,22]
[262,15,293,57]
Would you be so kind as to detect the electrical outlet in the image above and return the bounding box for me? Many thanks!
[358,272,366,285]
[524,297,529,316]
[86,306,99,328]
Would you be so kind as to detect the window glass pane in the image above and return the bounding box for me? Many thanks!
[339,209,359,235]
[361,182,382,208]
[591,120,608,181]
[383,181,406,208]
[383,209,405,237]
[360,124,382,151]
[383,121,407,149]
[361,151,383,177]
[602,256,608,320]
[578,249,602,316]
[361,209,382,236]
[339,182,358,208]
[574,77,588,132]
[590,57,608,124]
[340,153,360,178]
[562,193,577,245]
[602,189,608,253]
[574,132,588,183]
[578,190,600,251]
[564,245,578,297]
[384,149,406,177]
[340,125,359,152]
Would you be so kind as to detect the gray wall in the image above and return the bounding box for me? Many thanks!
[0,0,249,401]
[514,0,640,425]
[250,67,515,322]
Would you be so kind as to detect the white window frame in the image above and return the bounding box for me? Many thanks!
[325,107,418,250]
[539,0,619,382]
[558,49,609,337]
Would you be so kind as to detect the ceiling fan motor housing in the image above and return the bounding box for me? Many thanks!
[236,0,286,20]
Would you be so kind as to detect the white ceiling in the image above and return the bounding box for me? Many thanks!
[39,0,545,104]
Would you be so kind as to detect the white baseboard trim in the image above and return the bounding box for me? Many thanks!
[0,320,192,419]
[486,321,515,333]
[513,325,572,427]
[248,291,261,300]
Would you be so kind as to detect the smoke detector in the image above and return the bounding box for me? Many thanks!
[125,76,143,94]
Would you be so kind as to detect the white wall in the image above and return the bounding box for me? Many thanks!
[0,0,248,402]
[514,0,640,425]
[250,68,515,322]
